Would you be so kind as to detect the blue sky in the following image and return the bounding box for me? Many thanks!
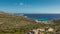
[0,0,60,13]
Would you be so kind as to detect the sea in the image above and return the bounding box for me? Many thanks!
[15,13,60,21]
[23,14,60,21]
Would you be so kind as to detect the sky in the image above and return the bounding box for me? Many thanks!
[0,0,60,13]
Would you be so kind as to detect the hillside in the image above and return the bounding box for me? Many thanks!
[0,12,37,34]
[52,18,60,24]
[0,12,60,34]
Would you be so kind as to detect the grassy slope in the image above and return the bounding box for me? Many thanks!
[0,12,60,34]
[0,12,36,34]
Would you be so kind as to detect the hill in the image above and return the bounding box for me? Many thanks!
[0,12,60,34]
[0,12,36,34]
[52,18,60,24]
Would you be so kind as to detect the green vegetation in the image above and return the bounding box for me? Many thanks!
[0,12,36,34]
[0,23,55,34]
[0,12,59,34]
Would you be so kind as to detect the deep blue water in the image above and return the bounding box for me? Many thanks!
[24,14,60,21]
